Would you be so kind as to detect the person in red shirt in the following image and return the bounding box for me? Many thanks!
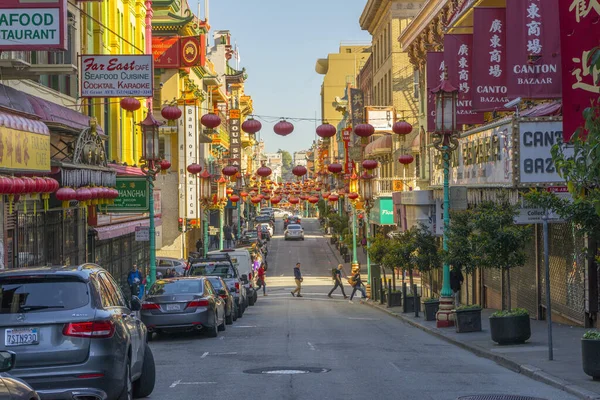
[256,263,267,296]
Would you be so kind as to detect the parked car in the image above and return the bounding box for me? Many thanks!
[185,261,247,319]
[205,277,235,325]
[156,257,188,277]
[209,249,257,306]
[255,215,273,226]
[258,224,271,241]
[0,265,155,400]
[284,224,305,240]
[258,223,274,237]
[272,208,287,218]
[237,230,258,247]
[0,350,40,400]
[284,215,301,228]
[141,277,226,338]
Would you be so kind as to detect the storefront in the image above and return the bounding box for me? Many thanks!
[394,190,435,233]
[369,196,395,236]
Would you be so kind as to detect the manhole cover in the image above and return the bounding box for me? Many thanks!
[244,367,330,375]
[458,396,547,400]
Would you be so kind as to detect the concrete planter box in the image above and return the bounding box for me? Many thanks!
[455,308,482,333]
[423,300,440,321]
[489,314,531,345]
[582,339,600,379]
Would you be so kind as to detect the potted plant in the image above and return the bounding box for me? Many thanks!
[423,297,440,321]
[582,330,600,379]
[455,304,482,333]
[386,289,402,307]
[473,200,531,345]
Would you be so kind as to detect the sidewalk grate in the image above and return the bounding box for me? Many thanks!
[458,396,547,400]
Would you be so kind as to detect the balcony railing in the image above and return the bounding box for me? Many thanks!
[373,177,417,197]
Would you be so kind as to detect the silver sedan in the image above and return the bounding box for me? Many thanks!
[284,224,304,241]
[141,277,226,338]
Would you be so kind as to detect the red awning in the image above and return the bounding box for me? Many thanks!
[520,101,562,117]
[0,110,49,135]
[94,218,162,241]
[108,163,146,176]
[365,134,393,156]
[26,94,104,135]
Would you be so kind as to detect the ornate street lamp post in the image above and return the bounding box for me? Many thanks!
[199,169,212,256]
[431,74,459,328]
[217,176,228,250]
[349,172,360,272]
[139,112,166,288]
[359,169,375,283]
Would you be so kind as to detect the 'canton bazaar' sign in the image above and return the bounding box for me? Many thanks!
[79,55,153,98]
[0,0,67,50]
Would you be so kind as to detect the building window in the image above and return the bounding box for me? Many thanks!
[413,69,420,100]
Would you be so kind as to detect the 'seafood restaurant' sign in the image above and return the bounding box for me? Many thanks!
[0,0,67,50]
[80,55,153,98]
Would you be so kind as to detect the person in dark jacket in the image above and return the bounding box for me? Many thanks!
[291,262,303,297]
[127,264,143,297]
[349,270,366,302]
[450,267,464,307]
[328,264,348,299]
[195,238,203,254]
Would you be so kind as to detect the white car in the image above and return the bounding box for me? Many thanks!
[272,208,287,218]
[259,223,274,237]
[284,224,304,241]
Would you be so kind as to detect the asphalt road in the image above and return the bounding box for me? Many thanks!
[148,217,577,400]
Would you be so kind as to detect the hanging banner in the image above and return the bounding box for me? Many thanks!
[229,109,241,167]
[472,8,509,111]
[152,37,180,68]
[178,103,200,220]
[505,0,561,99]
[350,89,364,127]
[443,34,485,125]
[426,52,444,132]
[558,0,600,142]
[80,55,153,98]
[181,36,206,67]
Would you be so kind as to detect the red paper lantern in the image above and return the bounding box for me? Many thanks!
[398,154,414,165]
[299,194,308,201]
[393,120,413,135]
[12,178,26,194]
[161,105,182,121]
[271,196,281,205]
[55,187,76,208]
[273,120,294,136]
[251,196,261,204]
[201,113,221,129]
[327,163,343,174]
[328,194,339,202]
[308,196,319,204]
[289,197,300,204]
[256,166,272,178]
[75,187,92,206]
[226,188,234,196]
[354,123,375,138]
[362,160,378,171]
[240,191,249,200]
[120,97,141,112]
[348,192,359,200]
[0,177,13,194]
[316,123,336,138]
[32,177,47,194]
[242,118,262,134]
[292,165,307,177]
[229,194,240,206]
[187,163,202,175]
[159,159,171,172]
[222,165,238,176]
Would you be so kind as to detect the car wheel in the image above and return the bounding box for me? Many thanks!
[117,358,132,400]
[237,303,243,319]
[226,310,233,325]
[205,315,218,338]
[249,294,255,306]
[133,345,156,398]
[146,332,154,342]
[302,238,305,241]
[253,291,258,304]
[218,312,226,332]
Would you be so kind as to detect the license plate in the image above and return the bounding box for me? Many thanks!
[166,304,181,311]
[5,328,38,346]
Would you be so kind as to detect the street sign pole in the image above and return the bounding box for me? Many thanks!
[542,210,553,361]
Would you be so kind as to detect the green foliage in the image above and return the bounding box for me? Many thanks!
[583,330,600,340]
[423,297,439,303]
[277,149,293,176]
[367,234,389,266]
[456,304,482,311]
[410,224,441,274]
[490,308,529,318]
[443,210,478,274]
[327,213,349,236]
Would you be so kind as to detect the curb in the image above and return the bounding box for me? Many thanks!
[363,300,600,400]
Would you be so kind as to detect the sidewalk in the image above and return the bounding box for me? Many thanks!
[365,301,600,400]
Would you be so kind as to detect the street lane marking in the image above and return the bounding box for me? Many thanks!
[211,352,238,356]
[348,317,378,321]
[200,352,209,358]
[389,362,402,373]
[307,342,316,351]
[170,380,217,388]
[233,325,257,328]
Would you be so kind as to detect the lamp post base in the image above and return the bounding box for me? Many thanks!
[436,296,455,328]
[351,262,360,274]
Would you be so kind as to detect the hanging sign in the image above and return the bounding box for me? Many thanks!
[178,103,199,220]
[229,109,241,167]
[106,178,149,212]
[80,55,153,98]
[517,120,568,184]
[505,0,562,99]
[350,89,365,127]
[426,52,444,132]
[558,0,600,142]
[153,37,180,68]
[472,8,509,111]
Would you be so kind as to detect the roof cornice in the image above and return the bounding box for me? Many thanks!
[359,0,385,32]
[398,0,449,49]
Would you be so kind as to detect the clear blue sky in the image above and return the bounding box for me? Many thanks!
[208,0,371,154]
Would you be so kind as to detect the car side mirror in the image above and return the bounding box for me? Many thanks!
[0,351,16,373]
[130,296,142,312]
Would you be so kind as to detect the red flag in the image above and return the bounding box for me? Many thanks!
[472,8,509,111]
[505,0,562,99]
[559,0,600,142]
[426,52,444,132]
[443,34,485,125]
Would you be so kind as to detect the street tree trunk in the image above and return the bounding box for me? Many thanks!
[506,267,512,312]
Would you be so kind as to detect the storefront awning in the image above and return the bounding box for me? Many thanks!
[108,163,146,176]
[26,94,105,135]
[365,134,392,156]
[93,218,162,241]
[0,110,48,135]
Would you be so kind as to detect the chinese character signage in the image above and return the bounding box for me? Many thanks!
[443,34,485,125]
[472,8,509,111]
[559,0,600,141]
[178,103,200,219]
[0,127,50,172]
[181,36,206,67]
[350,89,364,127]
[426,52,444,132]
[0,0,67,50]
[505,0,562,99]
[152,37,180,68]
[80,55,153,98]
[229,110,241,168]
[106,178,149,212]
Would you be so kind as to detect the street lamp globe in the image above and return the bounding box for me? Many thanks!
[217,176,227,200]
[432,78,458,141]
[359,172,374,202]
[140,112,162,162]
[349,172,359,194]
[200,170,212,200]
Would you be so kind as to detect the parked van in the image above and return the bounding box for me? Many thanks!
[208,248,257,305]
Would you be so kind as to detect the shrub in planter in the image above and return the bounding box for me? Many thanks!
[386,290,402,307]
[403,293,421,313]
[423,298,440,321]
[489,308,531,345]
[455,305,482,333]
[582,330,600,380]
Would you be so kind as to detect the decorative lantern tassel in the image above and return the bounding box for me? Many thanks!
[8,194,13,214]
[33,201,37,216]
[23,200,27,215]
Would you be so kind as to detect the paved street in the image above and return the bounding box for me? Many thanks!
[149,218,578,400]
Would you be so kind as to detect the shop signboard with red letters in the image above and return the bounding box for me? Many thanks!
[472,8,509,111]
[426,52,444,132]
[505,0,562,99]
[152,37,181,68]
[0,0,67,50]
[559,0,600,142]
[80,55,153,98]
[443,34,485,125]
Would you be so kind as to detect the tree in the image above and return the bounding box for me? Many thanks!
[411,224,441,293]
[277,149,293,177]
[443,210,477,302]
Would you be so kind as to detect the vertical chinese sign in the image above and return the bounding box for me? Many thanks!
[559,0,600,141]
[472,8,509,111]
[427,52,444,132]
[505,0,561,99]
[229,109,242,175]
[349,89,364,128]
[178,103,199,220]
[342,128,351,174]
[444,34,485,125]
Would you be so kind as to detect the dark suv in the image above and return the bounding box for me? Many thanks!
[0,265,155,400]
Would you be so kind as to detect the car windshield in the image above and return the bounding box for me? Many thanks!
[287,224,302,230]
[190,264,234,278]
[0,277,89,313]
[149,279,203,295]
[245,231,258,238]
[206,278,224,290]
